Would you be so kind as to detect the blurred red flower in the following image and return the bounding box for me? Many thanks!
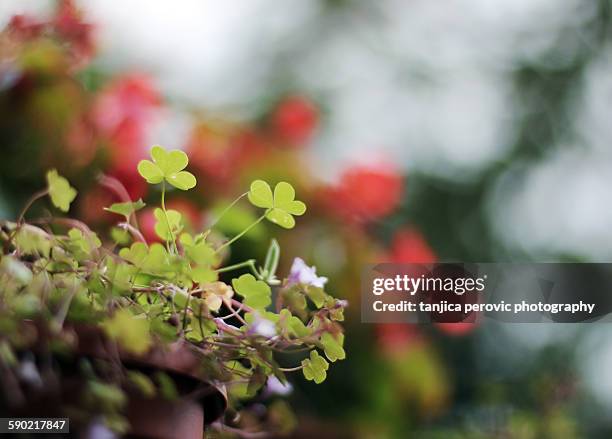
[6,15,45,39]
[389,227,436,263]
[78,187,116,226]
[53,0,95,63]
[7,1,94,64]
[375,323,422,357]
[387,228,477,335]
[186,124,267,188]
[271,95,318,146]
[325,165,403,224]
[186,123,241,184]
[436,322,476,336]
[94,74,161,199]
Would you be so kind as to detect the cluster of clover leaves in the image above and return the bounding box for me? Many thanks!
[0,145,346,434]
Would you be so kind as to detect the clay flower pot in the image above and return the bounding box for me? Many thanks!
[13,322,227,439]
[76,325,227,439]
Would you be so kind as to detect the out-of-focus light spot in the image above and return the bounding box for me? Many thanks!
[488,149,612,259]
[0,0,53,28]
[578,327,612,409]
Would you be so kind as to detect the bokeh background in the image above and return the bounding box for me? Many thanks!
[2,1,612,437]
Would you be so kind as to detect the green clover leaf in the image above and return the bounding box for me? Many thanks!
[104,199,146,219]
[190,266,218,284]
[179,233,217,266]
[247,180,306,229]
[102,309,152,355]
[305,286,326,309]
[66,228,102,261]
[232,273,271,310]
[248,180,274,208]
[154,208,182,241]
[119,242,148,267]
[279,309,309,338]
[301,350,329,384]
[137,145,196,190]
[119,242,170,276]
[46,169,77,212]
[320,333,345,362]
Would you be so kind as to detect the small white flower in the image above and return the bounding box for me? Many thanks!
[265,375,293,396]
[249,314,277,337]
[18,359,42,388]
[85,419,117,439]
[288,257,327,288]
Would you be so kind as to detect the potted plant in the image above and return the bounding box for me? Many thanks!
[0,146,347,438]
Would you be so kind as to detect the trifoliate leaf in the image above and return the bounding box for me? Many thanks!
[302,350,329,384]
[110,227,131,245]
[247,180,306,229]
[104,199,146,218]
[187,316,216,343]
[119,242,148,267]
[245,311,280,326]
[267,209,296,229]
[151,146,187,174]
[281,287,308,312]
[154,208,182,241]
[66,228,102,261]
[150,317,177,342]
[188,243,216,265]
[191,266,217,284]
[119,242,170,276]
[180,233,217,266]
[14,227,51,257]
[137,160,163,184]
[232,274,271,310]
[279,309,309,338]
[248,180,274,208]
[137,145,196,190]
[167,171,196,190]
[46,169,77,212]
[105,257,134,295]
[102,310,152,355]
[306,286,327,309]
[273,182,306,216]
[329,306,345,322]
[320,333,345,362]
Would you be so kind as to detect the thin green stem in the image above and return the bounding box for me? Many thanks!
[278,365,305,372]
[17,189,48,224]
[215,212,267,254]
[207,192,248,230]
[215,259,256,273]
[7,189,49,251]
[160,181,177,253]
